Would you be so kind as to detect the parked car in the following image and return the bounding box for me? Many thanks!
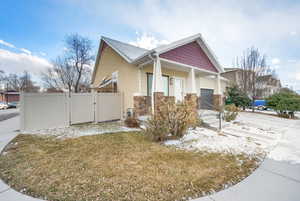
[7,101,19,108]
[0,102,8,110]
[253,100,267,110]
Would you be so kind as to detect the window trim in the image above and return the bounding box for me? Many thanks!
[146,72,169,96]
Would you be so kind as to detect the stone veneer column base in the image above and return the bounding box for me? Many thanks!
[153,92,165,114]
[213,94,223,111]
[133,96,151,117]
[184,93,198,119]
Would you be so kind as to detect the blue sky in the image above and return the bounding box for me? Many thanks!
[0,0,300,91]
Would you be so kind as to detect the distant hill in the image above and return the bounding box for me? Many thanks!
[296,90,300,94]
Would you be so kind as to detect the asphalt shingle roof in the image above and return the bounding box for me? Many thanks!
[102,37,149,62]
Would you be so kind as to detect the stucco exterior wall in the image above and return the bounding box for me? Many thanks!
[92,46,228,113]
[92,46,139,112]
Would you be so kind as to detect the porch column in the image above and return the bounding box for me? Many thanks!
[216,74,221,95]
[187,68,197,94]
[152,55,164,114]
[213,74,222,110]
[152,56,163,93]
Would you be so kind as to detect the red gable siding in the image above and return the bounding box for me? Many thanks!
[159,41,218,73]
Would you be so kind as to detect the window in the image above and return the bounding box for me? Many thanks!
[147,73,169,96]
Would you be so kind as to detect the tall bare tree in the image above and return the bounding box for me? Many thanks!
[235,47,270,110]
[42,34,93,93]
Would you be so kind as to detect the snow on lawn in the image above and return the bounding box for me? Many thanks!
[165,127,266,157]
[22,121,141,139]
[165,112,295,159]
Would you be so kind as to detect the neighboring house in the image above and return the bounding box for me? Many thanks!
[0,90,20,103]
[256,75,281,98]
[221,68,244,87]
[91,33,228,117]
[222,68,281,99]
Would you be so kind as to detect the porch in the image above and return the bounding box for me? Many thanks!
[133,55,225,116]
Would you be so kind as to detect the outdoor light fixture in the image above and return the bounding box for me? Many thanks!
[170,77,174,85]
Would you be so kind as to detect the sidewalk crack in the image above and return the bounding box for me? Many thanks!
[260,168,300,183]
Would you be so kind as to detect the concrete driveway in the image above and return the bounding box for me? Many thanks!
[0,113,300,201]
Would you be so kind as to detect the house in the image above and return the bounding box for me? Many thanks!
[91,33,228,117]
[0,90,20,103]
[256,75,281,98]
[222,68,282,98]
[221,68,245,87]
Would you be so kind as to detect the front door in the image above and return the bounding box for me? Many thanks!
[174,78,184,102]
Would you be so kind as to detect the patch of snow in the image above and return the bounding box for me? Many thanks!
[165,112,299,159]
[138,115,150,122]
[22,121,141,139]
[268,120,300,164]
[165,127,266,156]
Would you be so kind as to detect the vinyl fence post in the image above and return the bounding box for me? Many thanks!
[120,92,124,120]
[20,92,25,132]
[219,111,222,131]
[93,91,98,123]
[67,92,71,126]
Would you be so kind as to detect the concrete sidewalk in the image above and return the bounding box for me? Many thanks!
[0,116,300,201]
[0,116,45,201]
[193,159,300,201]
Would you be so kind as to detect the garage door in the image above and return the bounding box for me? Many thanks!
[200,88,214,110]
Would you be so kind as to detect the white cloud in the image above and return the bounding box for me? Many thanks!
[0,39,15,49]
[296,72,300,81]
[271,58,280,65]
[40,52,47,56]
[116,0,300,64]
[129,32,169,49]
[20,48,32,55]
[0,49,52,75]
[62,0,300,90]
[277,60,300,90]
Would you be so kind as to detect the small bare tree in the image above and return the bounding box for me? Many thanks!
[5,71,40,92]
[235,47,270,111]
[41,56,77,92]
[42,34,93,93]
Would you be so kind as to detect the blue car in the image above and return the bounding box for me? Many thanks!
[253,100,267,110]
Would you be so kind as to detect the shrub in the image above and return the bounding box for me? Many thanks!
[124,117,140,128]
[143,116,169,141]
[224,104,239,122]
[225,85,251,109]
[144,100,199,141]
[267,92,300,118]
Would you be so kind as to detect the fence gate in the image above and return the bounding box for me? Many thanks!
[96,93,122,122]
[21,92,122,132]
[70,93,95,124]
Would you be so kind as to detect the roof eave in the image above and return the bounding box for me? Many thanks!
[102,37,132,63]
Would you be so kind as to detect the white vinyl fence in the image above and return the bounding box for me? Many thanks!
[20,92,122,132]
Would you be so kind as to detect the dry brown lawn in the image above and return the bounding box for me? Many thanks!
[0,132,259,201]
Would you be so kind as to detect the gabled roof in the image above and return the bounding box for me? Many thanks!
[92,33,224,83]
[102,36,149,62]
